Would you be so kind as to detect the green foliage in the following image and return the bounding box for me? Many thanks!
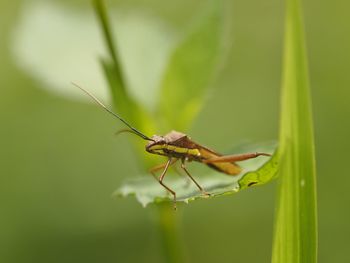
[93,0,278,206]
[94,0,317,262]
[271,0,318,262]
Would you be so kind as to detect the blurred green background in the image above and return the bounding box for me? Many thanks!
[1,0,349,262]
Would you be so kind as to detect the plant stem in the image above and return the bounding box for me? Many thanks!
[157,205,186,263]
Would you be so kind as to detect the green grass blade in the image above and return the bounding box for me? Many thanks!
[92,0,119,69]
[271,0,317,262]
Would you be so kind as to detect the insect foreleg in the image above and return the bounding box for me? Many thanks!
[149,159,178,180]
[181,159,210,197]
[203,152,271,164]
[158,158,177,210]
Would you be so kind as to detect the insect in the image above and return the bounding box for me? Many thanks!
[73,83,271,209]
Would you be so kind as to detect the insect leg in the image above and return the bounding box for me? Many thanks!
[158,158,177,210]
[149,159,178,180]
[203,152,271,164]
[181,159,210,197]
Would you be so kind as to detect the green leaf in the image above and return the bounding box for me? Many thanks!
[158,1,231,131]
[116,142,278,207]
[271,0,317,262]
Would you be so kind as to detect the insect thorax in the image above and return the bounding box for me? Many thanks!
[147,143,201,160]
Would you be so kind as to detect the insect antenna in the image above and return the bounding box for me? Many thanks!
[72,82,154,141]
[115,128,142,137]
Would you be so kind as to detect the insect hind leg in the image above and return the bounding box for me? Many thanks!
[203,152,271,164]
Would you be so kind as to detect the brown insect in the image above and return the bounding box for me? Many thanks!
[74,83,271,209]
